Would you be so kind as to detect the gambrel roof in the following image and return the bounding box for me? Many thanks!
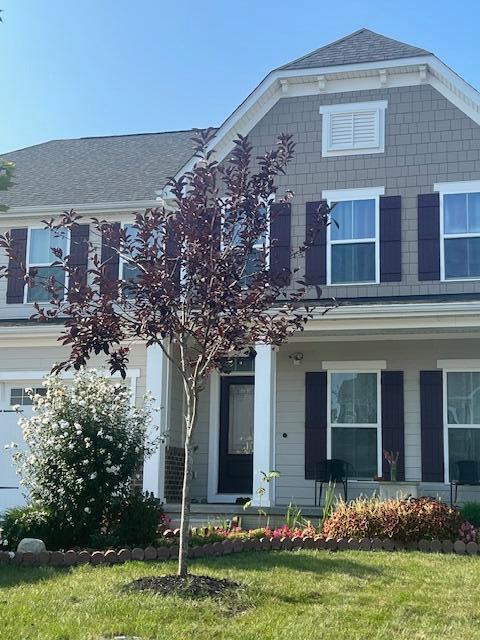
[278,28,431,70]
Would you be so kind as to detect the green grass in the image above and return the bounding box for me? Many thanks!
[1,550,480,640]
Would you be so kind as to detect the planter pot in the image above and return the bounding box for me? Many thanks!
[377,481,419,501]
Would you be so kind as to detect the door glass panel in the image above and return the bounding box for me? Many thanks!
[228,384,254,454]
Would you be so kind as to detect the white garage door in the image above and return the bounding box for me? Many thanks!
[0,386,42,513]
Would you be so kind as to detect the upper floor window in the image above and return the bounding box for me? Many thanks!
[120,223,141,283]
[319,101,387,157]
[436,182,480,281]
[26,228,69,303]
[324,187,383,286]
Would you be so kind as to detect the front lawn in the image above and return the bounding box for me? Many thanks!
[1,550,479,640]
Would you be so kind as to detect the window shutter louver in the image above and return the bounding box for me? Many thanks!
[305,200,327,287]
[305,371,327,480]
[270,202,291,286]
[68,224,89,301]
[380,195,402,282]
[420,370,444,482]
[381,371,405,480]
[329,110,378,150]
[6,228,27,304]
[418,193,440,281]
[100,222,120,295]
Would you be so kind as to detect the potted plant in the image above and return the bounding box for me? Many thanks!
[384,450,399,482]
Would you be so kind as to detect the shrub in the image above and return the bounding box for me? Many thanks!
[461,502,480,528]
[0,505,73,551]
[107,491,164,548]
[322,496,463,542]
[10,370,156,547]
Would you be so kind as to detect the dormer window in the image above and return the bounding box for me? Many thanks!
[320,101,387,157]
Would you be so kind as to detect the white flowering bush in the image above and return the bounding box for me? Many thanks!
[12,369,156,546]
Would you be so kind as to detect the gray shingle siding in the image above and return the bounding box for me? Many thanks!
[245,83,480,300]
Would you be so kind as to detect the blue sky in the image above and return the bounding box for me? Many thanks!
[1,0,479,154]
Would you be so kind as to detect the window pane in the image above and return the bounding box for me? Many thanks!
[228,384,254,454]
[447,372,480,425]
[330,201,353,241]
[445,237,480,279]
[352,199,375,239]
[331,372,377,424]
[331,427,377,479]
[468,193,480,232]
[444,193,467,234]
[331,242,375,284]
[27,266,66,302]
[29,228,67,264]
[448,428,480,481]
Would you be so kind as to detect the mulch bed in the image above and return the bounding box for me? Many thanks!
[123,574,240,599]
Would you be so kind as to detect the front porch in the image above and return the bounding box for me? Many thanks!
[142,302,480,511]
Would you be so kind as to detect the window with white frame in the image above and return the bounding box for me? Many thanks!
[320,101,387,157]
[120,223,141,284]
[26,227,69,303]
[226,206,269,286]
[325,187,383,285]
[328,370,381,479]
[445,370,480,481]
[437,182,480,280]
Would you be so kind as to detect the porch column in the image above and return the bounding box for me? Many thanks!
[252,343,277,507]
[143,342,171,502]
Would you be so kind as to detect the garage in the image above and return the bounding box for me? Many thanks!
[0,384,42,513]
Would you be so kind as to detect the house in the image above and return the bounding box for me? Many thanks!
[2,28,480,517]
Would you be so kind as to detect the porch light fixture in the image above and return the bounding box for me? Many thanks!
[289,352,304,366]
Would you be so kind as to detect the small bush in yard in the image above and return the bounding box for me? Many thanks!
[461,502,480,528]
[322,496,463,542]
[8,369,157,548]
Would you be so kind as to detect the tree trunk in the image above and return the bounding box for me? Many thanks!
[178,421,194,577]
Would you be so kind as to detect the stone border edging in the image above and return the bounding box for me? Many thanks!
[1,536,478,567]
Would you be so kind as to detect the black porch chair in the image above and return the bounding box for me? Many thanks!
[312,459,349,506]
[450,460,480,506]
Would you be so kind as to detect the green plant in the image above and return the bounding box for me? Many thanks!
[243,470,280,529]
[285,502,306,530]
[322,496,462,542]
[108,490,163,547]
[461,502,480,528]
[9,370,156,547]
[0,505,73,551]
[319,481,336,530]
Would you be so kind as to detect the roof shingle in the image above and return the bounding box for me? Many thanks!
[1,131,198,208]
[278,28,431,71]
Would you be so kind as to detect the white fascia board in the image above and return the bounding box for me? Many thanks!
[170,54,480,187]
[2,200,161,220]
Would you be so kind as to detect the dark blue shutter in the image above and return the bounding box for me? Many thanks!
[305,200,327,286]
[418,193,440,281]
[380,196,402,282]
[420,370,444,482]
[100,222,120,295]
[305,371,327,479]
[270,202,291,286]
[381,371,405,480]
[6,228,27,304]
[68,224,89,301]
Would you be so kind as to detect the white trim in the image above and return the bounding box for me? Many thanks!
[437,359,480,370]
[320,101,387,157]
[207,371,222,503]
[3,200,161,219]
[0,369,140,381]
[326,367,382,479]
[323,187,384,286]
[442,367,480,484]
[322,360,386,371]
[24,226,71,304]
[436,181,480,282]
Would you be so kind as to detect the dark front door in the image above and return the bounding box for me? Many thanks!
[218,376,254,494]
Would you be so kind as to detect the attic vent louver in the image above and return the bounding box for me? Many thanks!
[320,101,387,157]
